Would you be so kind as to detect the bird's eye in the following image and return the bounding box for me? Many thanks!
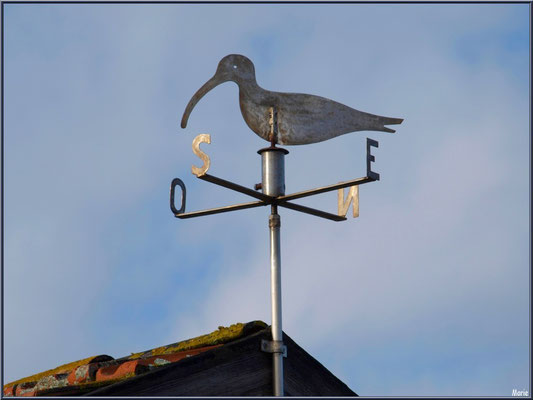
[233,65,237,69]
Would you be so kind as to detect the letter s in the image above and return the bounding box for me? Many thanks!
[191,134,211,177]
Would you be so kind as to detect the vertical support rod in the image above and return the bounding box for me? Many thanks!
[269,204,283,396]
[259,144,288,396]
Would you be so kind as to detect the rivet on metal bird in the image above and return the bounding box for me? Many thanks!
[181,54,403,145]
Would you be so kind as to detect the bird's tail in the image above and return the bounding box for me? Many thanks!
[379,117,403,133]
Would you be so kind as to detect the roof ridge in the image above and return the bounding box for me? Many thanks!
[126,320,267,360]
[4,320,268,396]
[4,355,113,388]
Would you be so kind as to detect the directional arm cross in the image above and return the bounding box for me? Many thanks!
[170,172,377,222]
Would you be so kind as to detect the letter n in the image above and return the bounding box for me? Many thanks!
[338,186,359,218]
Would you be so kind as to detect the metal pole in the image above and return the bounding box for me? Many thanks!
[269,204,283,396]
[259,146,288,396]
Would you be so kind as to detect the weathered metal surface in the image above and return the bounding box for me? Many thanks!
[258,148,288,396]
[366,138,380,181]
[173,199,266,219]
[173,56,396,397]
[268,107,278,144]
[170,137,381,223]
[191,134,211,177]
[258,147,289,197]
[199,173,272,202]
[277,176,374,203]
[261,340,287,358]
[280,201,346,222]
[170,178,186,215]
[269,209,284,396]
[170,171,359,222]
[181,54,403,145]
[338,186,359,218]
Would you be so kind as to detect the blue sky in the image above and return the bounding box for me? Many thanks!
[3,3,530,396]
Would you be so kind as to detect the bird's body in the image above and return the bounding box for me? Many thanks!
[181,55,403,145]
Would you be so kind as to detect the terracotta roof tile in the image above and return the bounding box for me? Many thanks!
[15,381,37,397]
[3,321,267,397]
[3,385,15,397]
[95,359,149,382]
[66,362,100,385]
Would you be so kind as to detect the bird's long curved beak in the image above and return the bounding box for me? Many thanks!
[181,73,226,129]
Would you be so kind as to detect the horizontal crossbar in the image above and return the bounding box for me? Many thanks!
[174,199,267,219]
[278,201,346,221]
[199,174,273,202]
[277,176,375,202]
[174,172,372,222]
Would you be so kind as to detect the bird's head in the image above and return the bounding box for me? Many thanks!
[181,54,256,129]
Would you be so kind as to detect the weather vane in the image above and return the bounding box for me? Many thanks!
[171,54,403,396]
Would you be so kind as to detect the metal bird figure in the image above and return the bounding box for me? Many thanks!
[181,54,403,145]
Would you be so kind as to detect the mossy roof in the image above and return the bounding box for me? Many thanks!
[4,320,267,397]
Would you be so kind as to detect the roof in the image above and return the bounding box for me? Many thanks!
[3,321,268,397]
